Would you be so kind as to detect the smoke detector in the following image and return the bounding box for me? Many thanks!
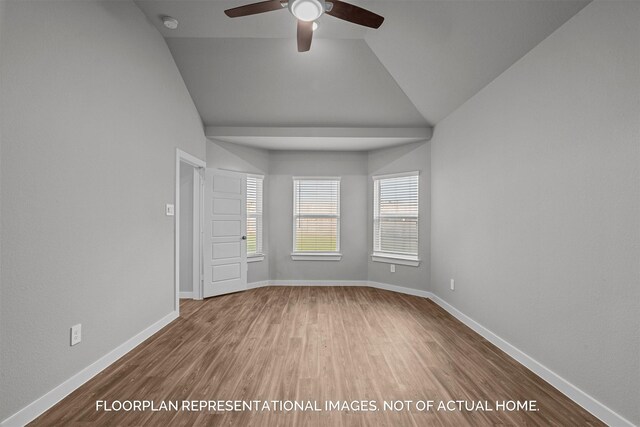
[162,16,178,30]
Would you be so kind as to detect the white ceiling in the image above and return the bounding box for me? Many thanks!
[213,135,425,151]
[136,0,369,39]
[364,0,590,124]
[135,0,590,149]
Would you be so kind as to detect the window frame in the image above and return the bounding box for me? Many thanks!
[372,171,420,267]
[246,173,264,262]
[291,176,342,261]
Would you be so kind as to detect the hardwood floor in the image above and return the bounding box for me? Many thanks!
[30,286,603,426]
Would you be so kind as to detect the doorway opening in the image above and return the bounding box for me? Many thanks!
[175,149,206,311]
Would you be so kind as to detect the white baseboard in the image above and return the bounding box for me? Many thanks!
[250,280,430,297]
[179,291,194,299]
[247,280,369,290]
[246,280,270,289]
[247,280,633,426]
[3,281,631,427]
[268,280,369,287]
[1,311,179,427]
[427,293,634,427]
[368,281,431,299]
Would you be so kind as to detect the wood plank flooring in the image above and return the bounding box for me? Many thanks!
[30,286,603,426]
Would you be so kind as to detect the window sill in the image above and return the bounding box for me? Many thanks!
[371,253,420,267]
[291,252,342,261]
[247,254,265,263]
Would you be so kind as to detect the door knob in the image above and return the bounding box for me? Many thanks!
[241,236,247,240]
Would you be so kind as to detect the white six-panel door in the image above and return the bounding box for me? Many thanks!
[203,169,247,298]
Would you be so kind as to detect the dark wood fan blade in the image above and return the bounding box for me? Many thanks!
[326,0,384,28]
[224,0,285,18]
[297,20,313,52]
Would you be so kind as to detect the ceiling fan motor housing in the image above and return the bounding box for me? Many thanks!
[289,0,325,21]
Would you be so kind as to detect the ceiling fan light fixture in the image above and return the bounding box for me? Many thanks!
[289,0,323,22]
[224,0,383,52]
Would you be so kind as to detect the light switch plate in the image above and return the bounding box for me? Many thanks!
[165,204,175,216]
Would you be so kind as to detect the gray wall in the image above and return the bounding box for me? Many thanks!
[207,139,270,175]
[0,2,4,399]
[206,141,429,286]
[430,1,639,424]
[269,151,369,281]
[0,0,205,421]
[179,163,195,293]
[367,141,430,290]
[206,140,270,283]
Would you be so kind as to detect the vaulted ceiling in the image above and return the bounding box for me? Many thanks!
[135,0,589,148]
[164,37,427,128]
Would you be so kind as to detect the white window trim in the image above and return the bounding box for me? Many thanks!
[371,253,420,267]
[372,170,420,265]
[246,173,264,258]
[292,176,342,181]
[291,252,342,261]
[292,177,342,258]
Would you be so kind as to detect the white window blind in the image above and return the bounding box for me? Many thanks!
[373,172,419,257]
[293,178,340,253]
[246,175,263,256]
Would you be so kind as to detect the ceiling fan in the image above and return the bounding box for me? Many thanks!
[224,0,384,52]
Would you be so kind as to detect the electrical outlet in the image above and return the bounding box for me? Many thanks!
[450,279,455,291]
[71,324,82,346]
[390,264,396,273]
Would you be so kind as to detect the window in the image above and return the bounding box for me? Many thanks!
[372,171,420,266]
[292,178,341,260]
[246,174,263,259]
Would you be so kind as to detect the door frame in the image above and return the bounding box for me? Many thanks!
[192,168,203,300]
[175,149,206,313]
